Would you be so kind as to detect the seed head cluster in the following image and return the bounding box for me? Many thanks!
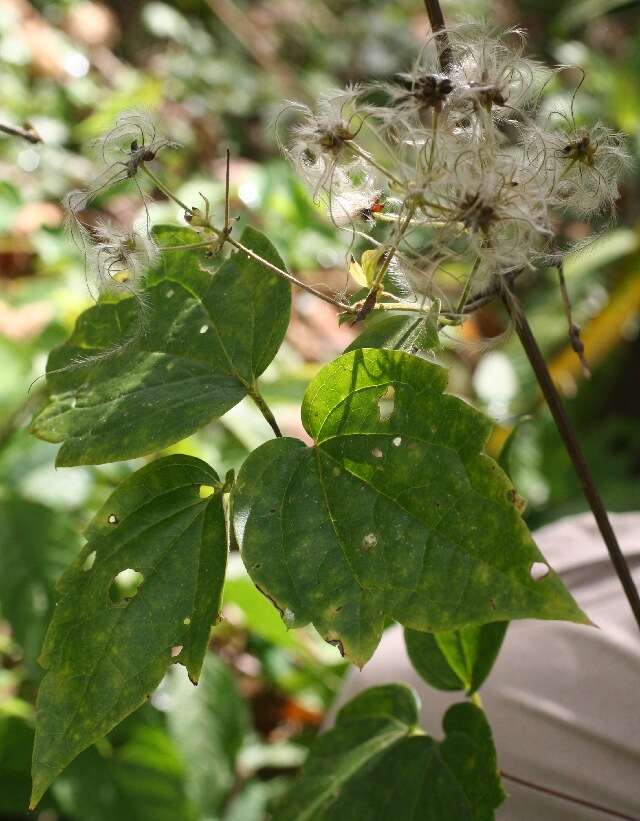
[284,23,631,306]
[64,111,171,300]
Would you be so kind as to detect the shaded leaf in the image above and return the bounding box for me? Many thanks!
[0,715,34,813]
[232,348,587,667]
[405,622,508,694]
[31,455,227,807]
[166,652,249,817]
[54,724,195,821]
[31,226,291,466]
[274,683,505,821]
[0,496,80,671]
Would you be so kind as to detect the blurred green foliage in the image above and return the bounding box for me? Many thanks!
[1,0,639,816]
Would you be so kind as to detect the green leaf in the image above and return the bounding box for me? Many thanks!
[232,348,588,667]
[54,723,196,821]
[0,496,81,671]
[0,715,34,813]
[347,306,440,354]
[31,226,291,466]
[166,652,249,817]
[30,455,228,808]
[405,622,508,694]
[273,684,505,821]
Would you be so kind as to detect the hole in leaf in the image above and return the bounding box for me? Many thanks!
[377,386,395,421]
[530,562,550,581]
[362,532,378,550]
[183,617,191,626]
[392,436,402,447]
[82,551,96,571]
[166,288,174,298]
[199,325,209,334]
[107,513,118,525]
[199,485,215,499]
[109,569,144,605]
[171,645,183,658]
[371,447,383,459]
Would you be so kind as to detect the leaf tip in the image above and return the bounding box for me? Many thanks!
[29,774,49,812]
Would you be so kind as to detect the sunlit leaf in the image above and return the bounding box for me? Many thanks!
[274,684,505,820]
[31,226,291,466]
[346,306,440,354]
[233,348,588,667]
[30,455,227,807]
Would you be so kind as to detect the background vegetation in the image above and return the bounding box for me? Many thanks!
[1,0,639,817]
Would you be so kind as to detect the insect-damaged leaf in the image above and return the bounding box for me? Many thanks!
[273,684,505,821]
[31,226,291,466]
[30,455,227,808]
[232,348,588,667]
[405,622,508,695]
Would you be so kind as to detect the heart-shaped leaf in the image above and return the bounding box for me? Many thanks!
[232,348,588,667]
[274,684,505,820]
[30,455,227,808]
[31,226,291,466]
[405,622,508,694]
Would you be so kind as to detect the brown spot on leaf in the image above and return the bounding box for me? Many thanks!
[255,585,284,618]
[326,638,345,657]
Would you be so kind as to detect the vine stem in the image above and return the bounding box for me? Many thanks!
[142,165,357,314]
[503,290,640,631]
[0,121,41,144]
[421,0,640,631]
[248,383,282,438]
[455,256,481,314]
[500,771,639,821]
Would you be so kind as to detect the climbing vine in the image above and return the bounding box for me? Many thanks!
[26,4,638,818]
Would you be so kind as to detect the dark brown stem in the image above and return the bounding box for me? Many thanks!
[422,0,453,70]
[557,261,591,377]
[0,121,42,144]
[503,289,640,631]
[501,771,640,821]
[424,0,640,632]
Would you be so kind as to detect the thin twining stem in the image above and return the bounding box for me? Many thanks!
[349,142,405,189]
[142,166,192,214]
[501,771,639,821]
[455,256,481,314]
[0,121,41,144]
[142,165,355,313]
[146,163,472,324]
[372,205,416,291]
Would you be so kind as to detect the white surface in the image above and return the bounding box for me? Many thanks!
[335,512,640,820]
